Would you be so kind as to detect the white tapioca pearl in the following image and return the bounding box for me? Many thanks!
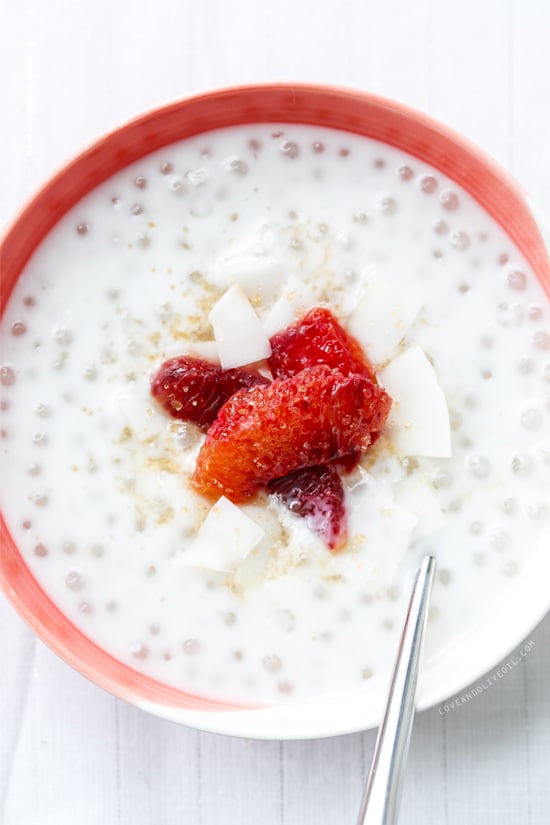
[65,569,85,591]
[33,432,48,446]
[520,405,543,429]
[511,452,533,476]
[533,330,550,351]
[1,366,16,386]
[280,141,299,159]
[439,189,459,210]
[524,497,549,522]
[131,203,144,216]
[517,356,533,375]
[496,302,523,327]
[186,168,208,186]
[464,453,491,479]
[505,268,527,290]
[11,321,26,336]
[34,543,47,557]
[489,528,510,552]
[527,304,544,321]
[396,164,413,181]
[167,175,186,193]
[223,156,248,175]
[417,174,437,193]
[31,492,48,507]
[501,560,518,577]
[433,218,448,236]
[131,643,149,659]
[52,326,72,346]
[449,230,470,251]
[375,194,397,214]
[76,222,89,235]
[182,639,200,655]
[263,655,282,674]
[35,402,50,417]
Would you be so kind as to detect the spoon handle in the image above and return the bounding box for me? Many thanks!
[356,554,436,825]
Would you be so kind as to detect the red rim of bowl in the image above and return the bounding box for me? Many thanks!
[1,82,550,724]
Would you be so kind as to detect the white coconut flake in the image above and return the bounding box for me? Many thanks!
[216,252,281,305]
[209,284,272,369]
[181,496,264,573]
[378,347,452,458]
[262,275,317,337]
[348,272,422,366]
[394,475,444,537]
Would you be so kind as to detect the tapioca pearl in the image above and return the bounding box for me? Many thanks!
[52,326,72,346]
[31,492,48,507]
[361,667,374,680]
[520,404,543,430]
[465,454,491,480]
[131,643,149,660]
[146,565,157,577]
[76,222,89,236]
[449,230,470,251]
[23,295,36,308]
[501,560,518,577]
[280,140,299,160]
[1,366,16,386]
[535,440,550,466]
[312,141,324,154]
[489,528,510,552]
[33,432,48,446]
[382,618,395,631]
[417,174,438,194]
[277,681,293,695]
[27,462,41,476]
[511,452,534,477]
[353,211,369,223]
[505,268,527,290]
[277,609,295,633]
[517,356,534,375]
[149,623,160,636]
[111,196,121,208]
[162,651,173,661]
[432,249,444,260]
[223,155,248,175]
[222,611,237,626]
[91,543,104,558]
[182,639,200,655]
[233,650,244,662]
[248,138,262,154]
[463,392,478,409]
[134,175,147,189]
[339,147,350,158]
[0,399,9,412]
[79,601,93,615]
[11,321,26,336]
[160,161,174,175]
[311,222,329,240]
[105,599,117,613]
[527,304,544,321]
[186,168,209,187]
[84,365,98,381]
[480,334,494,349]
[34,543,47,558]
[481,368,493,380]
[533,330,550,351]
[375,194,397,215]
[135,231,150,249]
[34,341,44,353]
[22,519,32,530]
[496,302,523,327]
[396,163,413,181]
[501,497,517,515]
[65,569,85,591]
[433,218,448,236]
[263,655,282,674]
[524,497,549,522]
[439,190,459,211]
[289,237,303,251]
[167,175,186,193]
[35,402,50,417]
[472,552,486,566]
[438,569,451,586]
[189,191,214,219]
[386,585,400,602]
[63,541,76,555]
[431,468,453,489]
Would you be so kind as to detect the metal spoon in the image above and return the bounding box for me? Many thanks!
[356,554,436,825]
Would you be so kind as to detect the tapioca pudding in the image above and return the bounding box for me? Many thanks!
[1,124,549,705]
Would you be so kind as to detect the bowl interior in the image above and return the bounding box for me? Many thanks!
[1,83,549,739]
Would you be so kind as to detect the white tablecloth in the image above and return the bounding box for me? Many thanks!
[1,1,549,822]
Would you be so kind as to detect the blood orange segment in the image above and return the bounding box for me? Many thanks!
[151,355,268,431]
[268,464,347,550]
[192,365,391,502]
[268,306,375,380]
